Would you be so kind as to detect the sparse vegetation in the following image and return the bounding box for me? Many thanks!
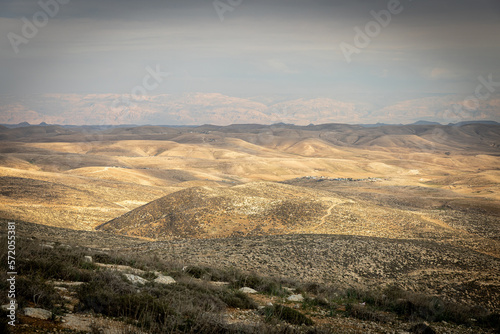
[183,265,292,297]
[261,304,314,326]
[1,235,498,333]
[339,285,499,328]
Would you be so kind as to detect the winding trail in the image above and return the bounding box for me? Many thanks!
[86,167,110,174]
[313,202,337,231]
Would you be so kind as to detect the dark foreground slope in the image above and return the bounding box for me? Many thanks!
[144,234,500,313]
[11,220,500,314]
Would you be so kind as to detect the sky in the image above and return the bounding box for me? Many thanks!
[1,0,500,100]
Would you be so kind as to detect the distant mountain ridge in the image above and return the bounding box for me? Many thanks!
[2,120,499,128]
[1,93,499,126]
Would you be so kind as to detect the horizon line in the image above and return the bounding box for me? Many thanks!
[2,120,500,128]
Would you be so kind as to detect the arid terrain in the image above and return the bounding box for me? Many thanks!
[1,122,499,333]
[2,93,500,126]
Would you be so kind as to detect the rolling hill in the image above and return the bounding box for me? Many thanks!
[97,180,500,261]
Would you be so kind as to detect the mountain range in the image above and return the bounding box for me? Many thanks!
[1,92,499,126]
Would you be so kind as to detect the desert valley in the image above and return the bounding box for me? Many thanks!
[0,122,499,333]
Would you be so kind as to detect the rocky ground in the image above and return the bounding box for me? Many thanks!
[6,221,500,313]
[142,234,500,313]
[2,227,498,333]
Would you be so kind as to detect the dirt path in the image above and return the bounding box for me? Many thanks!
[87,167,110,174]
[312,202,337,231]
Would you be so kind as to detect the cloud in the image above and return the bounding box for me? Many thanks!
[429,68,459,80]
[265,59,298,74]
[0,0,499,100]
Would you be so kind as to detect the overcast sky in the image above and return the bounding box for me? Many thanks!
[1,0,499,99]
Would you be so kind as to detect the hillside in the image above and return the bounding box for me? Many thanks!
[2,222,499,333]
[97,182,344,239]
[97,181,500,261]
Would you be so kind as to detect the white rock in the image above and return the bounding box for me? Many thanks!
[287,294,304,302]
[83,256,93,263]
[154,275,176,285]
[239,287,258,294]
[123,274,148,285]
[23,307,52,320]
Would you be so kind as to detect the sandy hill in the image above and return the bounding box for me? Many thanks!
[104,123,500,153]
[3,123,499,154]
[96,181,498,258]
[318,124,500,152]
[97,182,336,239]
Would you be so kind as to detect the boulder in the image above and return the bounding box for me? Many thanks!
[287,294,304,302]
[154,275,176,285]
[83,256,93,263]
[123,273,148,285]
[239,287,258,294]
[23,307,52,320]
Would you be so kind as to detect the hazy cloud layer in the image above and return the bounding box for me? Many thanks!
[1,0,499,123]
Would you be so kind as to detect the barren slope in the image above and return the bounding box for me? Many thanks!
[98,181,500,259]
[97,182,343,239]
